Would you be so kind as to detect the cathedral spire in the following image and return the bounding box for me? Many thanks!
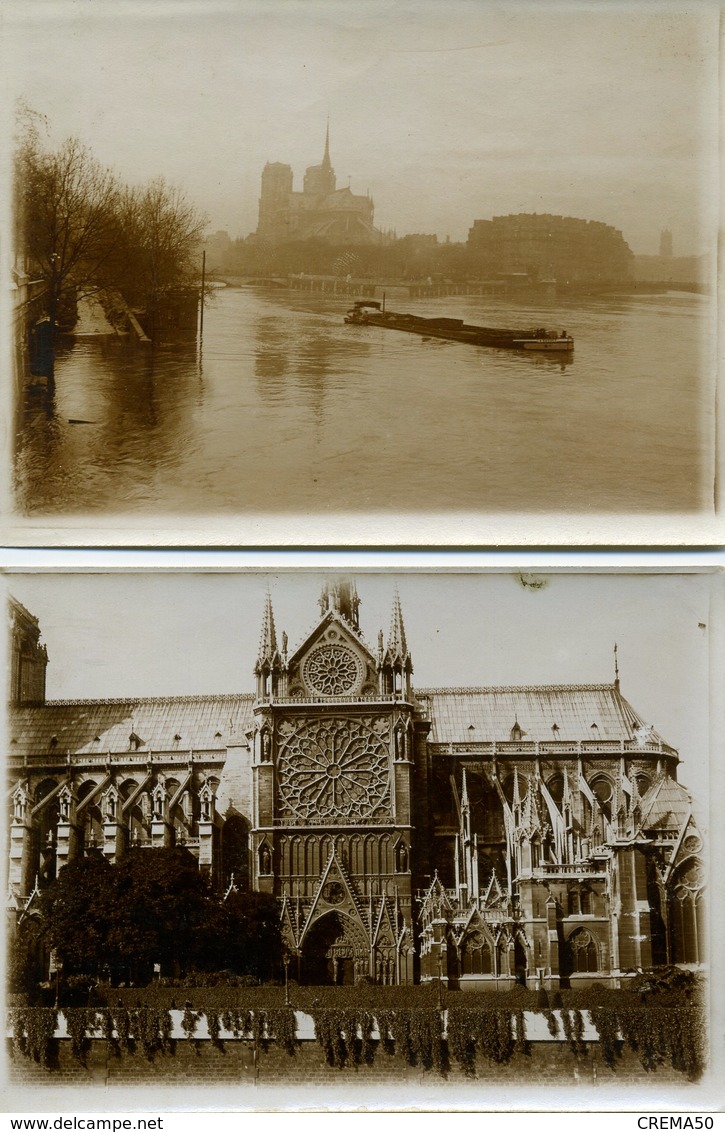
[322,118,331,171]
[380,588,413,698]
[318,576,360,630]
[387,589,409,661]
[257,590,278,664]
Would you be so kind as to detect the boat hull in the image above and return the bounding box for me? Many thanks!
[513,338,574,352]
[345,306,573,352]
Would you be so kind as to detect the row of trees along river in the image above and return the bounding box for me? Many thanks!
[14,105,208,379]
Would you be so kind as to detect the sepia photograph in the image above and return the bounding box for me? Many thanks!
[4,567,719,1109]
[2,0,721,546]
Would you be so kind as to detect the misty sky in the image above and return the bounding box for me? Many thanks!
[3,1,718,255]
[5,570,714,811]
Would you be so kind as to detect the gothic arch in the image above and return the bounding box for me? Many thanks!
[300,910,369,985]
[350,834,364,875]
[566,927,599,974]
[588,774,614,814]
[76,780,103,852]
[668,856,705,965]
[305,835,319,879]
[632,771,652,796]
[502,772,528,805]
[291,835,303,875]
[258,838,273,877]
[546,773,564,803]
[460,927,494,976]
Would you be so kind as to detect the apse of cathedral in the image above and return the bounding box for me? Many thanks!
[254,125,384,246]
[7,583,705,988]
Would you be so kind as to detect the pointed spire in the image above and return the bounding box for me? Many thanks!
[257,590,278,662]
[322,118,331,170]
[319,576,360,629]
[461,767,469,811]
[387,589,408,660]
[614,642,620,690]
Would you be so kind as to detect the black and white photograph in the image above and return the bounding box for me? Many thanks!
[4,568,719,1109]
[3,0,721,546]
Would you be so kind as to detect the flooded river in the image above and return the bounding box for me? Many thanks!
[13,287,712,517]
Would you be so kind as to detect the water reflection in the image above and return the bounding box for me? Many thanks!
[13,286,709,516]
[254,316,289,384]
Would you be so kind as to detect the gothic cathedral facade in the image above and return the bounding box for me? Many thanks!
[8,580,705,989]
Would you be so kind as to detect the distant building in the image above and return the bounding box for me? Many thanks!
[202,230,232,271]
[467,213,633,286]
[660,228,673,258]
[8,581,705,988]
[632,254,709,287]
[254,126,384,246]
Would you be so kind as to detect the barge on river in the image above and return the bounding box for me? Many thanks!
[344,300,574,352]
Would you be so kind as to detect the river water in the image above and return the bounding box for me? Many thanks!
[13,287,712,517]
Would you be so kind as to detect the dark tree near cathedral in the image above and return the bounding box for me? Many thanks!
[38,855,116,976]
[107,847,213,982]
[198,890,283,982]
[37,848,283,985]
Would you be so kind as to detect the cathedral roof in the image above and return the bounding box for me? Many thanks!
[416,684,671,749]
[9,695,255,761]
[8,683,674,762]
[638,774,692,831]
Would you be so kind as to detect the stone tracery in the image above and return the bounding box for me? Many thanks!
[276,716,391,823]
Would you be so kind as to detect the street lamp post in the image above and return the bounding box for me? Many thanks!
[437,940,447,1011]
[283,953,290,1007]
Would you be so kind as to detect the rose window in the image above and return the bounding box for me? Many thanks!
[302,644,363,697]
[276,717,391,823]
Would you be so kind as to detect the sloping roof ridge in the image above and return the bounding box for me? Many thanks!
[416,683,616,696]
[42,693,255,706]
[290,609,370,659]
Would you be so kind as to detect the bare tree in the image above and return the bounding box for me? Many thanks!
[15,107,209,365]
[114,178,208,339]
[16,134,121,370]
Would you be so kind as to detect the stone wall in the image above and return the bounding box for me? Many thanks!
[7,1037,689,1090]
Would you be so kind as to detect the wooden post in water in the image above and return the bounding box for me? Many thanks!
[199,250,206,342]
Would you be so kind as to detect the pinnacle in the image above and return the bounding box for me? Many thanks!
[257,591,278,661]
[387,589,408,659]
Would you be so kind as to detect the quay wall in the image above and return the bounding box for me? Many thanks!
[7,1038,686,1090]
[6,1010,695,1090]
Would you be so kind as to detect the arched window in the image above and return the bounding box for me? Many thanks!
[308,836,320,878]
[547,774,564,803]
[669,857,705,965]
[461,930,493,975]
[502,773,528,805]
[350,836,364,875]
[590,775,613,818]
[291,836,303,875]
[632,772,652,796]
[568,928,598,973]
